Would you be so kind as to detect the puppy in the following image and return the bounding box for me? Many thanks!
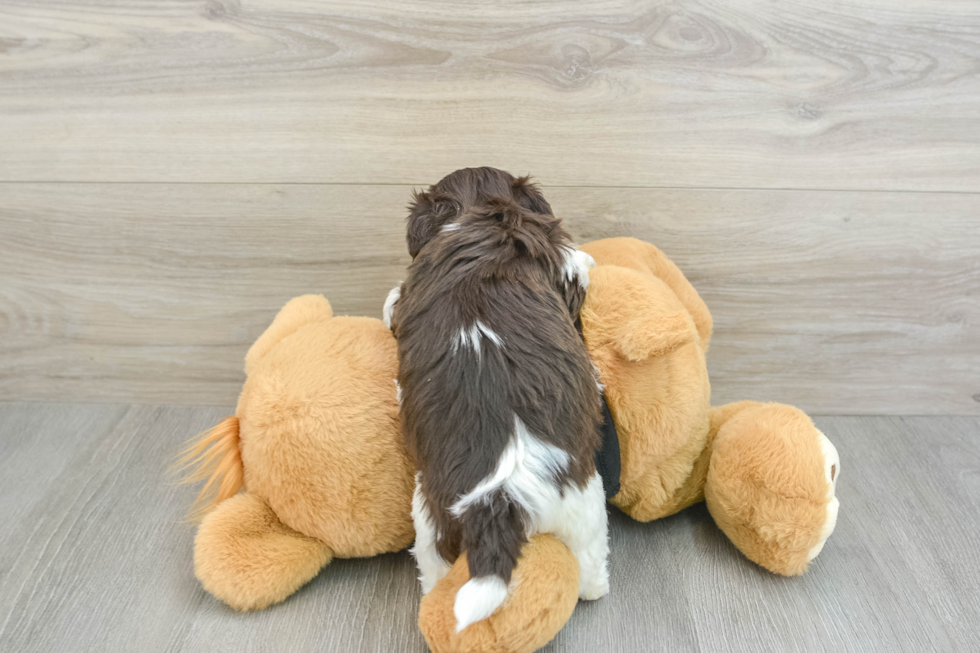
[385,167,609,632]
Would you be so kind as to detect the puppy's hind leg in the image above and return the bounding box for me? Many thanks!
[411,475,451,594]
[552,473,610,600]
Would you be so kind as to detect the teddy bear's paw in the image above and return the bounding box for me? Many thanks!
[807,430,841,562]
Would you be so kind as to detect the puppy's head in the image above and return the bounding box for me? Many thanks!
[406,167,552,258]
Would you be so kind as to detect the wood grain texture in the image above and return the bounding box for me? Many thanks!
[0,0,978,189]
[555,186,980,415]
[670,414,980,653]
[0,402,428,653]
[1,404,979,652]
[1,183,977,413]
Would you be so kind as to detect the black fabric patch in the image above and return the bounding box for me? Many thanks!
[596,391,621,499]
[574,317,621,498]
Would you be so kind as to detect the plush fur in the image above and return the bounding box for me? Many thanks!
[578,237,839,574]
[194,493,332,611]
[420,238,842,653]
[418,536,581,653]
[237,302,414,557]
[392,168,606,630]
[704,401,841,575]
[175,415,243,520]
[180,238,840,653]
[578,238,713,520]
[185,295,415,610]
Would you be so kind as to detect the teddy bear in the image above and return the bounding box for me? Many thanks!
[179,237,840,653]
[178,297,415,610]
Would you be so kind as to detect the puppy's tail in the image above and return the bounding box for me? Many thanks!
[453,491,526,632]
[172,416,243,521]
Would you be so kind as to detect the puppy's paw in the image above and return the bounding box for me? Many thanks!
[382,284,401,329]
[578,563,610,601]
[579,577,610,601]
[562,246,595,290]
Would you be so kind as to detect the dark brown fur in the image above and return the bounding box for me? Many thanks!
[392,168,601,583]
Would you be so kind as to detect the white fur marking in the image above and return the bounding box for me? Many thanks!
[393,379,402,404]
[452,325,479,356]
[807,431,841,562]
[454,576,509,632]
[447,419,610,631]
[450,416,570,518]
[592,361,605,393]
[475,320,503,347]
[382,285,401,329]
[441,222,461,232]
[410,473,450,594]
[452,320,503,358]
[546,473,610,600]
[561,246,595,290]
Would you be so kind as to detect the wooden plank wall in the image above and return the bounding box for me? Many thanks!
[1,1,978,413]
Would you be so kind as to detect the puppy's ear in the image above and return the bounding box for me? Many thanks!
[512,176,552,215]
[562,282,587,322]
[406,190,458,258]
[557,248,593,322]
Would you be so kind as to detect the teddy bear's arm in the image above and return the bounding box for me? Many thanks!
[581,237,712,351]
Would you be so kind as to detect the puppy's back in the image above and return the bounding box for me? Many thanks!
[395,198,600,629]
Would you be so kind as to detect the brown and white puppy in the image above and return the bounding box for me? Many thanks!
[385,168,609,632]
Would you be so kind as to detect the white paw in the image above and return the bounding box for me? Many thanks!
[579,577,610,601]
[807,431,841,562]
[417,571,441,596]
[382,284,401,329]
[411,474,450,593]
[579,557,610,600]
[562,247,595,290]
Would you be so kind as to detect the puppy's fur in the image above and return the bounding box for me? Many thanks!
[387,168,609,632]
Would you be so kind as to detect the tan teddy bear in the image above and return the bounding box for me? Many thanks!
[180,298,414,610]
[180,237,839,652]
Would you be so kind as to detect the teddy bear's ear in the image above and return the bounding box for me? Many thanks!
[581,266,697,362]
[245,295,333,375]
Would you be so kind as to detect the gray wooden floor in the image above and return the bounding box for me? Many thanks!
[0,403,977,652]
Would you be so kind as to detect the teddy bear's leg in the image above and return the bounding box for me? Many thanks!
[411,474,452,594]
[703,402,841,576]
[547,473,610,600]
[194,492,333,610]
[418,535,580,653]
